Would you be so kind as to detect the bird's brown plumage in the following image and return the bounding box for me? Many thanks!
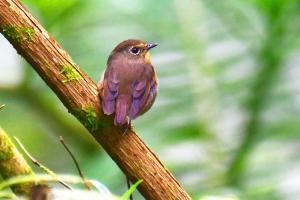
[99,39,158,126]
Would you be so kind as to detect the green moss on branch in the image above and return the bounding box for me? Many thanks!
[60,65,83,83]
[1,25,35,42]
[73,106,100,132]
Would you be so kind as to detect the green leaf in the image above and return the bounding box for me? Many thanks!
[121,179,143,200]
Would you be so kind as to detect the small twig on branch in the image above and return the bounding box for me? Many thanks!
[59,136,91,190]
[14,137,73,190]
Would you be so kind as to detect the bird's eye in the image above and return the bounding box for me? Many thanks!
[130,47,140,55]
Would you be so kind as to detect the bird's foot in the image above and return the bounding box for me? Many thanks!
[122,119,132,135]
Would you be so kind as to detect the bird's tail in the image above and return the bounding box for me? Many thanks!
[114,95,131,126]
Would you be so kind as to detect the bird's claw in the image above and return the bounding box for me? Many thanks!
[123,119,132,135]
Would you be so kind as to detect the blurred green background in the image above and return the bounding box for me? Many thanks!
[1,0,300,199]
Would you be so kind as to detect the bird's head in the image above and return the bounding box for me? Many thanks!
[109,39,157,63]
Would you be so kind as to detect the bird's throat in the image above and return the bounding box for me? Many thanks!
[145,52,151,63]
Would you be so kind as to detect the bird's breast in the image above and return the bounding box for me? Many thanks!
[116,64,143,94]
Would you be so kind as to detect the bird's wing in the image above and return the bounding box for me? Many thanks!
[101,63,157,125]
[140,78,158,115]
[101,64,133,126]
[128,66,156,119]
[101,70,119,115]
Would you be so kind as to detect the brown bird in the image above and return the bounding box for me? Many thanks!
[99,39,158,128]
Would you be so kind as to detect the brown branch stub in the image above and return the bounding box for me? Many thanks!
[0,127,34,195]
[0,0,191,199]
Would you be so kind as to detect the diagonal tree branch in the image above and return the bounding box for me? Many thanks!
[0,0,191,199]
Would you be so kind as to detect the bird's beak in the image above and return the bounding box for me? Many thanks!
[147,43,158,50]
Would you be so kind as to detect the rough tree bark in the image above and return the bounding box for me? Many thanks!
[0,0,191,199]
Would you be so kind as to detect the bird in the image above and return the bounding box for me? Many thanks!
[99,39,158,130]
